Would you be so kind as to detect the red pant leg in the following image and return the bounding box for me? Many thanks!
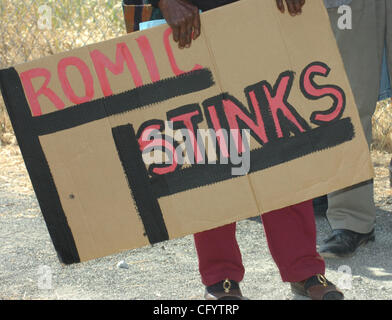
[195,200,325,286]
[194,223,244,286]
[261,200,325,282]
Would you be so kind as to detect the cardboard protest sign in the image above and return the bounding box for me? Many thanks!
[0,0,373,264]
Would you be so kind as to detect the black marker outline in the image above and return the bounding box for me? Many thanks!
[0,68,80,264]
[136,119,182,177]
[112,124,169,244]
[149,117,355,198]
[167,104,206,164]
[0,62,356,257]
[256,71,311,138]
[0,66,214,263]
[300,61,346,126]
[31,68,214,136]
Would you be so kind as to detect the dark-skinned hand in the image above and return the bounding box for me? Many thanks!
[158,0,201,49]
[276,0,306,16]
[159,0,305,49]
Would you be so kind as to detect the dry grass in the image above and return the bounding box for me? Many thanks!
[372,98,392,152]
[0,97,12,146]
[0,0,125,145]
[0,145,32,195]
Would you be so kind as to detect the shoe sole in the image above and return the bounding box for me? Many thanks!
[291,284,344,300]
[290,285,308,298]
[320,235,375,259]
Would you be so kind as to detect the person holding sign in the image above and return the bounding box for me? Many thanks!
[149,0,344,300]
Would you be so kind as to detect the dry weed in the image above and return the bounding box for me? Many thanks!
[0,0,124,145]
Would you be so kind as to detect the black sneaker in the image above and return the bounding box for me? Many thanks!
[319,229,375,258]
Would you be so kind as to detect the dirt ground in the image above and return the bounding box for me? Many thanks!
[0,145,391,300]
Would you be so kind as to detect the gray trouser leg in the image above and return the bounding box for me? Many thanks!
[326,0,386,233]
[387,0,392,81]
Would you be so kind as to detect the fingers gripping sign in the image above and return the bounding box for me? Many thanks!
[158,0,201,49]
[159,0,306,48]
[276,0,306,16]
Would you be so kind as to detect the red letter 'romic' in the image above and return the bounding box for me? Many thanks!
[90,42,143,97]
[57,57,95,105]
[163,28,203,76]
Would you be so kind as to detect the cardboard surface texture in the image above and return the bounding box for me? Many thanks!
[0,0,373,264]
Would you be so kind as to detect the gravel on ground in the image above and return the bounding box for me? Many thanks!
[0,146,391,300]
